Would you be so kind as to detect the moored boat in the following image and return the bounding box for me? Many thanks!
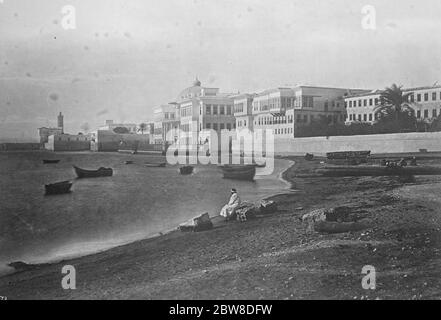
[145,162,167,168]
[45,181,72,195]
[326,150,371,160]
[220,165,256,181]
[180,166,194,175]
[316,165,441,177]
[43,159,61,164]
[73,166,113,178]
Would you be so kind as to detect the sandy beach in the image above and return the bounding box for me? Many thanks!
[1,156,441,299]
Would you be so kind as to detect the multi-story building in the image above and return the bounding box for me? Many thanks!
[251,87,296,138]
[345,84,441,124]
[153,104,180,144]
[247,85,366,138]
[38,127,63,144]
[175,78,236,145]
[233,93,255,132]
[37,112,65,144]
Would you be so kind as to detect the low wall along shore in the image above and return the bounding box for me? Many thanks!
[274,132,441,156]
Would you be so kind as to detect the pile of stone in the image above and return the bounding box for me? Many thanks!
[179,212,213,232]
[302,207,370,234]
[235,200,278,222]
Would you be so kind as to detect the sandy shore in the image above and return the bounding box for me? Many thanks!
[1,157,441,299]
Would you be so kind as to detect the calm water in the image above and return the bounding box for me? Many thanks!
[0,151,292,275]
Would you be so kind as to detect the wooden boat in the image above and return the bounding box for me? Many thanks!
[73,166,113,178]
[45,181,72,195]
[125,160,134,165]
[145,162,166,168]
[326,151,371,160]
[316,165,441,177]
[180,166,194,175]
[220,165,256,181]
[305,153,314,161]
[43,159,60,164]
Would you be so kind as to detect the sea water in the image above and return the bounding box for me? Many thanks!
[0,151,292,275]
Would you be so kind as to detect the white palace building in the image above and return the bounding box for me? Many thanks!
[153,79,441,146]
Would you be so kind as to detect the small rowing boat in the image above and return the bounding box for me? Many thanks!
[73,166,113,179]
[180,166,194,175]
[316,165,441,177]
[43,159,61,164]
[45,181,72,195]
[326,150,371,160]
[145,162,167,168]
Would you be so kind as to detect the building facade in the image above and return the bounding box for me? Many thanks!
[345,85,441,124]
[153,104,180,144]
[240,86,366,138]
[38,127,63,144]
[46,133,90,151]
[98,120,138,134]
[233,93,255,132]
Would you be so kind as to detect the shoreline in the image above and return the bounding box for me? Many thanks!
[1,156,440,299]
[1,157,296,278]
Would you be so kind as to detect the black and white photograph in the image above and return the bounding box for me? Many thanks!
[0,0,440,305]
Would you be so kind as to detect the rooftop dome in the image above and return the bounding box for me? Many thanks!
[193,77,201,87]
[177,78,204,101]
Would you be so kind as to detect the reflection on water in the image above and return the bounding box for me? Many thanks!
[0,151,292,275]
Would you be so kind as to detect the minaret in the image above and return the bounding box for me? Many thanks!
[58,112,64,134]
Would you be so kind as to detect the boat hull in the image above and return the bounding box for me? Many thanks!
[43,160,60,164]
[316,165,441,177]
[180,166,194,175]
[45,181,72,195]
[145,162,167,168]
[73,166,113,178]
[326,151,371,160]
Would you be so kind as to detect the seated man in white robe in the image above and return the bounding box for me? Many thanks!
[220,189,241,220]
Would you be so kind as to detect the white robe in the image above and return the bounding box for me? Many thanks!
[220,193,241,218]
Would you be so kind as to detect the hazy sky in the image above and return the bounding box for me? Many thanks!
[1,0,441,141]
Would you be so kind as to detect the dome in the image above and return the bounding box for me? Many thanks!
[193,77,201,87]
[177,78,204,101]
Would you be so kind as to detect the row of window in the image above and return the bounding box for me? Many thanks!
[204,123,236,131]
[252,97,295,112]
[204,104,233,116]
[237,119,247,127]
[58,137,88,141]
[255,115,294,126]
[164,112,176,120]
[346,97,380,108]
[348,113,375,122]
[234,103,245,113]
[347,91,441,109]
[274,127,293,135]
[348,108,441,122]
[409,91,441,103]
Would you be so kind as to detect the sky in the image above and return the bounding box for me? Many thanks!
[1,0,441,141]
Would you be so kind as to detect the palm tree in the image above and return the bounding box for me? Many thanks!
[138,123,147,134]
[374,84,414,121]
